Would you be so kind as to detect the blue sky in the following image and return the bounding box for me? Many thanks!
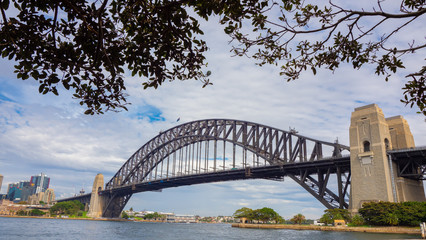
[0,1,425,219]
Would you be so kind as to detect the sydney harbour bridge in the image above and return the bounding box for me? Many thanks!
[59,105,426,218]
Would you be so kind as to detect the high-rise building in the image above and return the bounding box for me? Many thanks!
[0,174,3,193]
[5,173,52,202]
[6,180,31,201]
[20,182,33,202]
[7,183,20,201]
[30,173,50,195]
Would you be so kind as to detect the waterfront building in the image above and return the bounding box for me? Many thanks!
[42,188,55,204]
[27,194,38,205]
[131,210,153,217]
[28,188,55,205]
[171,214,197,223]
[0,199,26,215]
[0,199,51,216]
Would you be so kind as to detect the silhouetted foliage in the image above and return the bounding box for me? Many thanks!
[0,1,424,114]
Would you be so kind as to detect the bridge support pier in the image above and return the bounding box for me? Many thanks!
[349,104,425,214]
[87,173,105,218]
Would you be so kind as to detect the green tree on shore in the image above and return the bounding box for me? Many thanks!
[319,209,351,225]
[29,209,46,216]
[359,201,426,226]
[144,212,166,220]
[49,200,84,216]
[122,211,129,219]
[233,207,254,221]
[350,214,365,226]
[16,209,27,216]
[290,214,305,225]
[233,207,283,223]
[255,207,283,223]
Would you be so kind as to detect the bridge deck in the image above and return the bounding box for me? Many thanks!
[388,146,426,180]
[100,156,350,196]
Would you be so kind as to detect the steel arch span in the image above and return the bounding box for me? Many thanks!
[101,119,351,217]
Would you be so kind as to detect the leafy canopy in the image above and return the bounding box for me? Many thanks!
[143,212,165,220]
[290,213,305,224]
[359,201,426,226]
[0,0,424,114]
[233,207,283,223]
[49,200,85,215]
[319,208,351,225]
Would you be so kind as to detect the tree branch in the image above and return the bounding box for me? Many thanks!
[0,5,7,24]
[93,0,108,67]
[383,43,426,53]
[52,3,58,48]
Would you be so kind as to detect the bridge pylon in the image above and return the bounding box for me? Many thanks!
[349,104,425,213]
[87,173,105,218]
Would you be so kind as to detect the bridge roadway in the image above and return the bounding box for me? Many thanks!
[102,155,350,195]
[58,146,426,208]
[388,146,426,180]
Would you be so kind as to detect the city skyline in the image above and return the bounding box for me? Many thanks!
[1,2,425,219]
[2,172,52,202]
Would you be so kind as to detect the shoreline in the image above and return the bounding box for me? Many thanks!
[0,215,228,224]
[231,223,420,235]
[0,215,128,222]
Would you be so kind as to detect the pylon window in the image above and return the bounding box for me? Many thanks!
[363,141,371,152]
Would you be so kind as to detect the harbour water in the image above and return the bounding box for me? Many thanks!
[0,217,420,240]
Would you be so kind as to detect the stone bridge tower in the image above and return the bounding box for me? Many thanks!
[87,173,105,218]
[349,104,425,213]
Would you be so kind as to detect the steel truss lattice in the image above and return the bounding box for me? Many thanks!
[100,119,351,217]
